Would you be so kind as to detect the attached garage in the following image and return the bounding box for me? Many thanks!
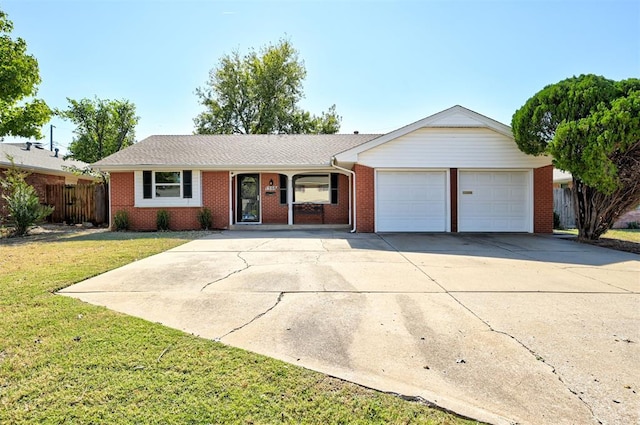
[376,170,447,232]
[458,171,531,232]
[334,105,554,233]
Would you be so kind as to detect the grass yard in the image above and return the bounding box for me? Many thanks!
[556,228,640,254]
[0,229,479,425]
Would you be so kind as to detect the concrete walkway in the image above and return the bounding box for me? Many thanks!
[60,231,639,425]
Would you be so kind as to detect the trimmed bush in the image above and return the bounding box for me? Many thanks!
[113,210,129,231]
[197,207,213,230]
[627,221,640,230]
[156,209,170,231]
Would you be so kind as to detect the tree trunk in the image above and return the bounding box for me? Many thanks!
[574,177,640,241]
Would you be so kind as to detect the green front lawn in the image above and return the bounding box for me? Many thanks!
[0,230,478,424]
[556,228,640,243]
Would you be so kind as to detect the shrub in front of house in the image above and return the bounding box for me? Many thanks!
[1,165,54,236]
[156,209,170,231]
[113,210,130,231]
[197,207,212,230]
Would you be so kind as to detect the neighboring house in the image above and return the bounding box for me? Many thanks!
[94,106,554,233]
[552,169,640,229]
[0,142,94,204]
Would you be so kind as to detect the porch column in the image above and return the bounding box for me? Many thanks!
[287,174,294,225]
[229,172,234,226]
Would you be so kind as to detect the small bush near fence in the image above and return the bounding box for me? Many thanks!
[553,211,562,230]
[1,166,54,236]
[197,207,213,230]
[113,210,129,231]
[156,209,170,231]
[627,221,640,229]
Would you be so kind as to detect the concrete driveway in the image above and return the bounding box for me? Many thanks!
[60,231,639,425]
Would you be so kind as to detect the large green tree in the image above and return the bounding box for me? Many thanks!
[59,97,139,163]
[194,39,341,134]
[0,10,51,139]
[512,74,640,240]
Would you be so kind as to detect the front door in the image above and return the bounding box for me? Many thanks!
[237,174,260,223]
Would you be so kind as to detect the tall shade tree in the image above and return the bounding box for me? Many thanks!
[0,10,51,139]
[194,39,341,134]
[512,74,640,240]
[59,97,139,163]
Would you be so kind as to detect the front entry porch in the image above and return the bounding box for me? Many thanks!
[229,171,351,228]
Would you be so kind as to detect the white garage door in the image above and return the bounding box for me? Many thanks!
[458,171,530,232]
[376,171,447,232]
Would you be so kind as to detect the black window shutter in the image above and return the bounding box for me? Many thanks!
[183,170,192,198]
[331,173,339,204]
[279,174,287,204]
[143,171,152,199]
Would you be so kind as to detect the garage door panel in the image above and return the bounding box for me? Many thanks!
[459,171,530,232]
[377,171,447,232]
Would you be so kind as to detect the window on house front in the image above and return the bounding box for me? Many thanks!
[155,171,181,197]
[142,171,192,199]
[293,174,338,204]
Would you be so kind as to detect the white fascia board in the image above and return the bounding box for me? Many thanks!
[335,105,515,163]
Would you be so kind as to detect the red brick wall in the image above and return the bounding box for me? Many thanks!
[534,165,553,233]
[354,164,375,232]
[450,168,458,232]
[109,171,230,231]
[261,173,288,224]
[202,171,230,229]
[323,173,349,224]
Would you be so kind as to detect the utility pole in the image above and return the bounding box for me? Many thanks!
[50,124,55,151]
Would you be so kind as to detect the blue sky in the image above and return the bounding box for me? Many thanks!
[2,0,639,153]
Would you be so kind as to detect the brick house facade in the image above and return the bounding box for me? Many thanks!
[94,106,554,234]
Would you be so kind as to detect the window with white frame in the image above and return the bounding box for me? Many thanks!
[143,170,192,199]
[293,174,338,204]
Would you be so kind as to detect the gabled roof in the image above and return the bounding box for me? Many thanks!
[0,142,90,177]
[334,105,514,163]
[93,134,381,171]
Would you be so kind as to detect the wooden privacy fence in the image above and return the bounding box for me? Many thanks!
[45,184,107,225]
[553,187,575,229]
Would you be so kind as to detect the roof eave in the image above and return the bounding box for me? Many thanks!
[94,163,337,172]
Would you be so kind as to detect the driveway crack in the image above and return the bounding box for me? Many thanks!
[378,234,603,424]
[216,292,285,341]
[200,252,249,291]
[448,293,603,424]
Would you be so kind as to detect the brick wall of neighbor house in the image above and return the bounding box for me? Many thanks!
[261,172,288,224]
[0,167,65,209]
[354,164,375,232]
[450,168,458,232]
[109,171,230,231]
[534,165,553,233]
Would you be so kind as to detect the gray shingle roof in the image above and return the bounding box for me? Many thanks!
[93,134,382,169]
[0,143,90,175]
